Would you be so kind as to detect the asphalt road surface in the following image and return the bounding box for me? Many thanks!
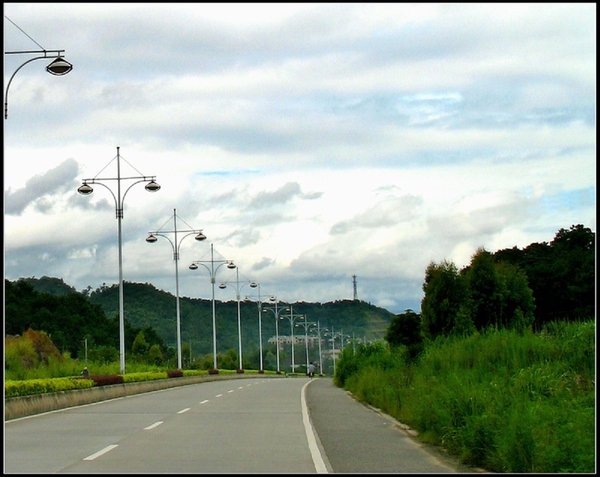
[4,376,478,473]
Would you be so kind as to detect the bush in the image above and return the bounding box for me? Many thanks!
[5,377,94,398]
[88,375,124,386]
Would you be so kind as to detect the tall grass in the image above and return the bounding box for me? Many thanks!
[336,321,595,473]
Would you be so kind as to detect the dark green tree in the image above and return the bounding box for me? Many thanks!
[421,260,466,339]
[494,224,595,328]
[462,248,502,331]
[494,261,535,330]
[384,309,424,360]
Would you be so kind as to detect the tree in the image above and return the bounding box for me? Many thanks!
[421,260,466,340]
[148,344,165,366]
[494,261,535,331]
[384,309,424,360]
[494,224,595,328]
[462,248,502,331]
[132,331,150,358]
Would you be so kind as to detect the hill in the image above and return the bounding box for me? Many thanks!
[21,277,396,357]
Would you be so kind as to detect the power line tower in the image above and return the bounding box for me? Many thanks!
[352,275,358,301]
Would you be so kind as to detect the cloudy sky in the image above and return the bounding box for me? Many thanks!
[3,3,596,314]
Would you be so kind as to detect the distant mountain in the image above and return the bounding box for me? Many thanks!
[20,276,78,296]
[22,277,396,357]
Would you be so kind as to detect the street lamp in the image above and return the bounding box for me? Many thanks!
[146,208,206,370]
[219,267,257,372]
[255,284,264,373]
[295,315,316,374]
[5,49,73,119]
[189,243,236,371]
[324,326,348,376]
[262,296,284,374]
[78,146,160,374]
[315,321,324,376]
[279,305,304,373]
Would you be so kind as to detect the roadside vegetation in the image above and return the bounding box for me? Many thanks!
[335,321,594,473]
[4,328,276,398]
[334,225,595,473]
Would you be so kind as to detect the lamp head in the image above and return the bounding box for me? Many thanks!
[195,232,207,241]
[227,261,236,269]
[146,234,158,243]
[77,183,93,195]
[145,180,161,192]
[46,57,73,76]
[189,263,198,270]
[219,283,227,289]
[249,282,258,288]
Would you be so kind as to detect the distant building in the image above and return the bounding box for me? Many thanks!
[267,335,320,346]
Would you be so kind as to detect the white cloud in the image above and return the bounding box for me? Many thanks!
[4,3,595,314]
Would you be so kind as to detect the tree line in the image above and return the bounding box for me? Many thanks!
[385,224,595,357]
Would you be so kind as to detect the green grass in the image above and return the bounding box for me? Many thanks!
[336,321,595,473]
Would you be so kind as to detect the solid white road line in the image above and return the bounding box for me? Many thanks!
[301,381,328,473]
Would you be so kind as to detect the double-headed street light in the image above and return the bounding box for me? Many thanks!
[239,283,264,372]
[295,315,317,373]
[315,321,324,376]
[279,305,304,373]
[146,208,206,370]
[189,244,236,371]
[254,284,264,372]
[5,49,73,119]
[78,147,160,374]
[219,267,257,372]
[262,296,284,374]
[324,327,351,375]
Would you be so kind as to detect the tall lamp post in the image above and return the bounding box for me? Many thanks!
[315,321,323,376]
[280,305,304,373]
[146,208,206,370]
[255,284,264,372]
[295,315,316,373]
[189,244,236,371]
[324,326,347,376]
[78,146,160,374]
[5,49,73,119]
[219,267,257,372]
[262,296,284,374]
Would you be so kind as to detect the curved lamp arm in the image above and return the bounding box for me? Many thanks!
[5,51,73,119]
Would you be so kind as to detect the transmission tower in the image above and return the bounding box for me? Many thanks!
[352,275,358,300]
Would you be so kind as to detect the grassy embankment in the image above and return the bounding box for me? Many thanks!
[334,320,595,473]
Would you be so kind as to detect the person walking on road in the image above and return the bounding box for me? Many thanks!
[308,362,315,378]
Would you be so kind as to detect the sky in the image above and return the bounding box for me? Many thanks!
[3,3,596,314]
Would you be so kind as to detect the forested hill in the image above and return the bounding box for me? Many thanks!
[15,277,396,355]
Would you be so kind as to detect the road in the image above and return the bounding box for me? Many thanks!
[4,376,474,473]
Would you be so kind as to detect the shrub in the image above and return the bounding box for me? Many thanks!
[88,375,124,386]
[5,377,93,398]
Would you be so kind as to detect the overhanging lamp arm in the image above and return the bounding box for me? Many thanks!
[4,49,73,119]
